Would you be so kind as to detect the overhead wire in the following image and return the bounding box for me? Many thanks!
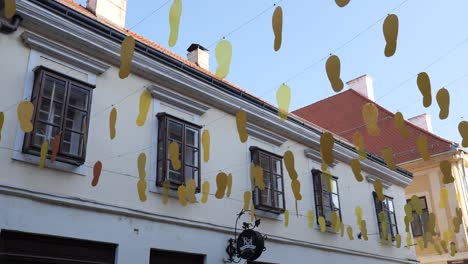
[128,0,172,30]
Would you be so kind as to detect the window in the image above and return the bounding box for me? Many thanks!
[150,249,205,264]
[373,192,399,240]
[312,169,342,226]
[249,146,285,214]
[0,230,116,264]
[156,113,201,191]
[406,196,429,237]
[22,67,93,165]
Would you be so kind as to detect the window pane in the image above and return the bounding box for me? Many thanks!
[261,188,272,207]
[43,76,66,102]
[168,121,183,142]
[388,199,394,212]
[186,128,198,147]
[33,123,60,147]
[332,194,340,209]
[68,85,89,110]
[420,197,428,209]
[323,192,331,208]
[272,158,281,174]
[38,99,63,126]
[62,131,83,157]
[65,108,87,132]
[184,166,198,183]
[323,206,331,221]
[168,140,182,170]
[185,146,198,166]
[274,190,283,210]
[260,155,270,171]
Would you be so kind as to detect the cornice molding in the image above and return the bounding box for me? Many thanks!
[246,123,287,147]
[304,149,337,168]
[146,84,210,116]
[21,31,110,75]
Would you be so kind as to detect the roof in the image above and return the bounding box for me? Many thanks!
[293,89,456,164]
[54,0,268,104]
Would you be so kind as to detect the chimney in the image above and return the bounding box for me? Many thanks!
[187,44,209,71]
[408,114,433,133]
[86,0,127,28]
[346,74,374,101]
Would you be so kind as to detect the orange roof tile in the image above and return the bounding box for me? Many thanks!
[293,89,456,164]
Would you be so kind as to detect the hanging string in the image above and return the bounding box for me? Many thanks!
[128,0,172,30]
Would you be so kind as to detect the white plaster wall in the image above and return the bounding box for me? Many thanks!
[0,27,415,263]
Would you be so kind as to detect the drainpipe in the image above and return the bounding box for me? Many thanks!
[0,14,22,33]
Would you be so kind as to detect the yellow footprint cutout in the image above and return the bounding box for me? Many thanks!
[383,14,399,57]
[374,179,384,201]
[436,88,450,120]
[326,55,344,93]
[394,112,409,139]
[51,133,61,163]
[417,136,431,161]
[251,163,265,190]
[322,170,333,193]
[226,173,233,198]
[340,223,345,237]
[0,112,4,142]
[243,191,251,211]
[284,210,289,227]
[395,234,402,248]
[250,203,255,222]
[440,160,454,184]
[308,210,315,228]
[39,140,48,169]
[137,153,147,202]
[320,132,335,169]
[427,213,436,235]
[360,220,368,240]
[162,180,170,205]
[318,216,326,232]
[335,0,350,7]
[169,141,182,170]
[330,211,340,232]
[441,240,449,253]
[284,151,302,200]
[406,232,412,249]
[4,0,16,19]
[276,84,291,122]
[272,6,283,52]
[347,226,354,240]
[440,188,449,208]
[201,181,210,204]
[215,172,228,199]
[177,185,187,206]
[109,107,117,140]
[92,161,102,187]
[186,178,197,203]
[450,243,457,257]
[382,147,396,170]
[136,90,151,127]
[417,72,432,108]
[434,242,443,255]
[362,103,380,136]
[350,159,364,182]
[119,36,135,79]
[202,130,210,162]
[443,230,453,244]
[236,110,248,143]
[353,132,367,160]
[215,40,232,79]
[387,235,393,247]
[411,195,422,215]
[459,121,468,147]
[17,101,34,133]
[168,0,182,47]
[355,206,363,226]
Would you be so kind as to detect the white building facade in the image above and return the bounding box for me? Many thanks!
[0,0,417,263]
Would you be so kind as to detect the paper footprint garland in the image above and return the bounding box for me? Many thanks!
[136,90,151,127]
[119,36,135,79]
[137,153,147,202]
[383,14,399,57]
[277,84,291,121]
[326,55,344,93]
[215,40,232,79]
[417,72,432,108]
[17,101,34,133]
[236,110,248,143]
[168,0,182,47]
[436,88,450,120]
[272,6,283,51]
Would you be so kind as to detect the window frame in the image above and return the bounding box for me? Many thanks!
[373,192,399,240]
[249,146,286,214]
[22,66,94,166]
[156,112,202,192]
[406,196,429,237]
[312,169,342,227]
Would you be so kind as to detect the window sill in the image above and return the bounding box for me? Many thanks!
[254,208,284,221]
[12,151,87,176]
[149,184,201,202]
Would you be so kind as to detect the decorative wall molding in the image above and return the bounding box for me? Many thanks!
[365,175,392,189]
[21,31,110,75]
[304,149,337,168]
[146,84,210,116]
[246,123,287,147]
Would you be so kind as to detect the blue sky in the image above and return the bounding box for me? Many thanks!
[77,0,468,143]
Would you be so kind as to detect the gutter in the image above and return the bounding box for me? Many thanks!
[26,0,412,179]
[0,14,22,33]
